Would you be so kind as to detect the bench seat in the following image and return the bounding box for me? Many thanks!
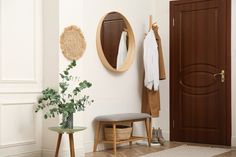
[95,113,151,122]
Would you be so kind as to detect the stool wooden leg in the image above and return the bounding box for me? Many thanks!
[55,133,62,157]
[129,122,134,146]
[145,119,151,147]
[69,133,75,157]
[113,123,117,154]
[93,121,101,152]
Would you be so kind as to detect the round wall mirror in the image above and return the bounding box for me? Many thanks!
[96,12,135,72]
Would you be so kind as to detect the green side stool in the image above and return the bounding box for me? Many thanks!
[49,126,86,157]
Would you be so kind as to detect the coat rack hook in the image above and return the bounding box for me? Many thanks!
[149,15,153,31]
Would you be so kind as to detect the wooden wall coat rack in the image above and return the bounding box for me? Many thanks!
[149,15,153,31]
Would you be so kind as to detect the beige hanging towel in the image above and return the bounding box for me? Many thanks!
[142,24,166,117]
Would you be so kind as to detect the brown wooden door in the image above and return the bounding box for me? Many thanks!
[170,0,231,145]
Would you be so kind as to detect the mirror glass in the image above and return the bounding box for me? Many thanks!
[97,12,135,72]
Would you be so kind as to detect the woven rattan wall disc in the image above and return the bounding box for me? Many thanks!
[60,25,86,60]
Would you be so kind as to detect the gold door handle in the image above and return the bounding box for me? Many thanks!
[213,70,225,83]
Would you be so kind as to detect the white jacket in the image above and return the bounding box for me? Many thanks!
[116,31,128,69]
[143,30,159,91]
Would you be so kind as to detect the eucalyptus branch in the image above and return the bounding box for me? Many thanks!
[35,60,93,127]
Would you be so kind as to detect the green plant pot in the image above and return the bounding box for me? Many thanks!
[63,113,73,129]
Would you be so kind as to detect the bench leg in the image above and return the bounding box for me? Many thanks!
[129,122,134,146]
[93,121,101,152]
[113,123,117,154]
[149,118,152,143]
[145,119,151,147]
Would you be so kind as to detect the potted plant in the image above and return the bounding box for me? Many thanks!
[35,60,93,128]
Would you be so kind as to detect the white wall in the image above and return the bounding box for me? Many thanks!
[58,0,155,154]
[58,0,236,153]
[1,0,230,156]
[0,0,232,156]
[151,0,170,140]
[82,0,155,152]
[0,0,43,156]
[58,1,86,157]
[41,0,60,156]
[154,0,236,146]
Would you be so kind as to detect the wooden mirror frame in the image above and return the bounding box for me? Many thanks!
[96,12,135,72]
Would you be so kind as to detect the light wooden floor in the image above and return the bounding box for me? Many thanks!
[86,142,236,157]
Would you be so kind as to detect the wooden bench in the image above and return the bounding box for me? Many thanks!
[93,113,152,154]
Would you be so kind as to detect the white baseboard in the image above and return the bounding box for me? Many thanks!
[162,131,170,141]
[42,147,84,157]
[84,141,95,153]
[3,151,41,157]
[232,136,236,146]
[84,140,112,153]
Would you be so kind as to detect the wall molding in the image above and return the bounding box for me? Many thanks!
[0,86,42,94]
[0,0,2,82]
[0,0,43,96]
[0,139,36,149]
[0,102,2,145]
[2,150,41,157]
[0,0,37,83]
[0,80,38,84]
[0,1,42,156]
[0,102,36,106]
[0,91,41,94]
[0,102,36,148]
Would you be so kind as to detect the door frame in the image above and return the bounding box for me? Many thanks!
[169,0,231,145]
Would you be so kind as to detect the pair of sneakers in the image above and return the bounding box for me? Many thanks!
[151,127,165,145]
